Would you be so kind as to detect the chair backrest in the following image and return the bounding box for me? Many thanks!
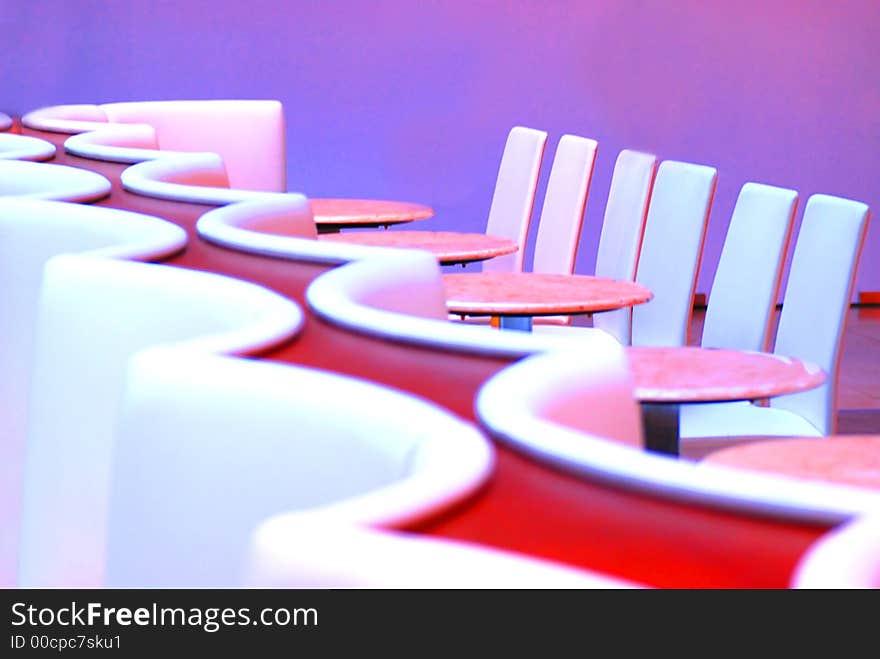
[630,160,717,346]
[592,150,658,343]
[531,135,598,275]
[482,126,548,273]
[771,194,870,434]
[0,200,186,587]
[792,515,880,588]
[104,353,492,586]
[701,183,798,352]
[0,112,12,131]
[18,257,301,587]
[101,100,286,192]
[246,522,639,588]
[0,161,112,203]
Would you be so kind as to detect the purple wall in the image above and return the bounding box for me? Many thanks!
[3,0,879,295]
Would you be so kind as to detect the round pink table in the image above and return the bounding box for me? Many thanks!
[627,347,826,456]
[443,272,653,331]
[310,198,434,233]
[319,230,517,265]
[703,435,880,490]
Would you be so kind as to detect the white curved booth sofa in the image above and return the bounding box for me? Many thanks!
[103,351,494,587]
[17,255,303,587]
[247,521,639,588]
[0,134,56,161]
[477,349,880,525]
[23,100,286,192]
[0,199,186,586]
[0,160,111,202]
[791,515,880,588]
[24,110,593,360]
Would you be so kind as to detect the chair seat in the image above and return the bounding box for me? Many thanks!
[679,401,822,439]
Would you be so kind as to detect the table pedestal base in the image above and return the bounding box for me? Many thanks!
[498,316,532,332]
[641,402,680,457]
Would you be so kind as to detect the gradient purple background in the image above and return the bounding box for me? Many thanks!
[3,0,878,295]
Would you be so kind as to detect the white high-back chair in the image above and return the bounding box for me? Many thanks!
[100,100,286,192]
[103,353,493,587]
[481,126,548,273]
[0,200,186,587]
[532,135,598,276]
[528,135,599,326]
[629,160,717,346]
[792,515,880,588]
[699,183,798,352]
[18,257,301,587]
[681,194,870,439]
[591,150,658,342]
[246,521,638,588]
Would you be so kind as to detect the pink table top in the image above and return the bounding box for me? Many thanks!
[443,272,653,316]
[703,436,880,490]
[310,198,434,227]
[319,230,518,264]
[627,347,826,403]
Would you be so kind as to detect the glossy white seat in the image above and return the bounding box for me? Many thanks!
[0,161,111,202]
[681,194,870,439]
[246,521,638,588]
[104,353,493,586]
[792,515,880,588]
[0,112,12,131]
[0,134,56,161]
[18,257,302,587]
[0,200,186,586]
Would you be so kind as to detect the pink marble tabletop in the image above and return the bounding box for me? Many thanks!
[627,347,826,403]
[310,198,434,227]
[703,436,880,490]
[320,230,518,264]
[443,272,653,316]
